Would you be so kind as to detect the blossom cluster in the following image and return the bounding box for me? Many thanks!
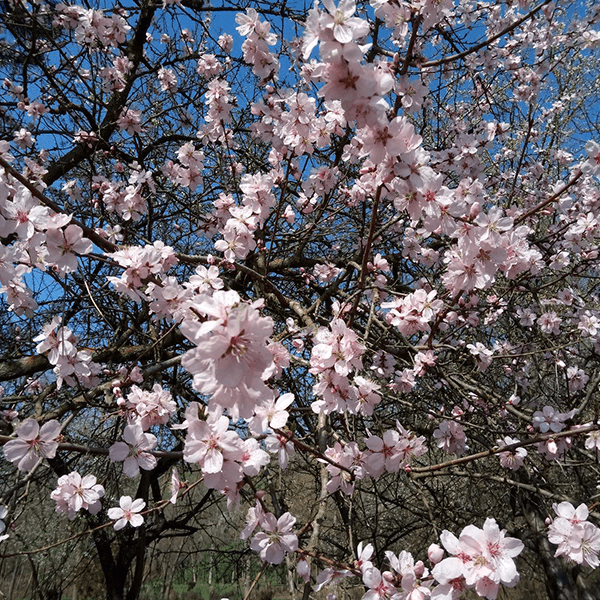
[34,317,101,390]
[349,518,524,600]
[3,0,600,595]
[547,502,600,568]
[51,472,105,519]
[241,501,298,565]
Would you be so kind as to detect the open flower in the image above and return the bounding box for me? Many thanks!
[108,496,145,530]
[432,518,524,600]
[109,421,157,477]
[4,419,61,471]
[51,471,105,519]
[321,0,369,44]
[250,512,298,564]
[548,502,600,567]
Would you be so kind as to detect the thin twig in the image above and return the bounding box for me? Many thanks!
[421,0,553,68]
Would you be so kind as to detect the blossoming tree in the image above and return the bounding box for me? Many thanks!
[1,0,600,598]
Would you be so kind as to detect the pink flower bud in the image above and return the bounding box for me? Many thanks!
[297,559,310,582]
[428,543,444,565]
[382,571,395,584]
[414,561,425,578]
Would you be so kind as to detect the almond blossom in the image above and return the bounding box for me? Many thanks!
[547,502,600,568]
[432,518,524,600]
[497,437,527,471]
[109,422,157,477]
[183,413,243,474]
[250,512,298,564]
[4,419,61,471]
[433,421,467,456]
[362,567,396,600]
[320,0,369,45]
[248,391,294,434]
[3,0,600,595]
[108,496,145,530]
[51,471,105,519]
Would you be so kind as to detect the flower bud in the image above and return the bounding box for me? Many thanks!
[410,561,423,578]
[428,543,444,565]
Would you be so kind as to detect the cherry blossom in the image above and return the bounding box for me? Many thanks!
[51,472,105,519]
[4,419,61,471]
[250,512,298,564]
[108,496,146,530]
[109,422,158,477]
[547,502,600,568]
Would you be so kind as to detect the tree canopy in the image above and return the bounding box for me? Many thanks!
[1,0,600,599]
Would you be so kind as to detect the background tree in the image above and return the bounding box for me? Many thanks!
[1,0,600,599]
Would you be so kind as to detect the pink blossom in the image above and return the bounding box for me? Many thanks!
[365,429,402,477]
[265,433,295,469]
[320,0,369,44]
[108,496,145,530]
[297,559,310,582]
[170,468,184,504]
[355,542,374,573]
[362,567,396,600]
[313,568,352,592]
[249,392,294,434]
[51,471,105,519]
[109,421,157,477]
[324,442,361,495]
[250,512,298,564]
[433,421,467,456]
[117,109,143,135]
[45,225,92,275]
[239,438,270,477]
[537,312,561,335]
[432,519,524,600]
[4,419,61,471]
[428,544,444,565]
[183,413,243,473]
[240,500,266,540]
[547,502,600,567]
[497,437,527,471]
[532,406,570,433]
[181,293,274,405]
